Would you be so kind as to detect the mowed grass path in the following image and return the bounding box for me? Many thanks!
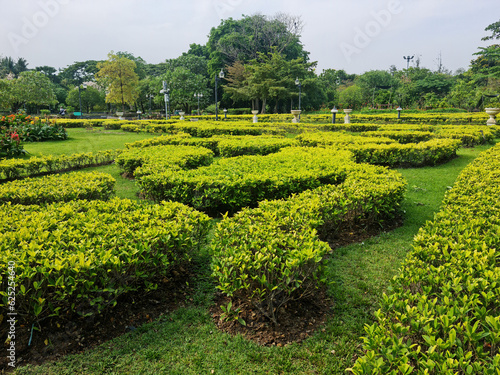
[14,139,495,374]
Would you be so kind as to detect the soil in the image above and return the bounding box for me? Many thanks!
[0,217,402,372]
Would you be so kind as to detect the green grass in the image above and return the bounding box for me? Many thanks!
[12,136,495,374]
[23,128,157,156]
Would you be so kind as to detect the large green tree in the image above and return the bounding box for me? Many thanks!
[96,52,139,112]
[7,71,56,112]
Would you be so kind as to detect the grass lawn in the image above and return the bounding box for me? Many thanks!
[12,136,495,374]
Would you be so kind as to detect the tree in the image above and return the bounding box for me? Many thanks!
[8,71,56,112]
[206,13,308,79]
[356,70,397,107]
[96,52,139,112]
[66,84,105,113]
[59,60,101,87]
[338,85,363,110]
[471,20,500,80]
[0,57,29,78]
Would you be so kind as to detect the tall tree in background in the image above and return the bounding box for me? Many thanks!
[8,71,55,112]
[96,52,139,112]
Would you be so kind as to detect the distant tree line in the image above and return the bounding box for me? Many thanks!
[0,15,499,115]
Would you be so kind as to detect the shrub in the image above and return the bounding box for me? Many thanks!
[0,199,211,324]
[138,147,355,215]
[211,164,406,324]
[349,144,500,374]
[0,171,115,205]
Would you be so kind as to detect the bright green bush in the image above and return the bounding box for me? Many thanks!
[349,144,500,374]
[0,150,120,180]
[211,164,406,324]
[0,171,115,205]
[297,132,396,147]
[0,199,211,324]
[115,144,214,177]
[436,125,495,147]
[217,135,297,157]
[360,130,435,144]
[349,139,461,167]
[139,147,355,215]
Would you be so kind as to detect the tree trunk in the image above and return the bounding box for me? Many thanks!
[261,98,266,114]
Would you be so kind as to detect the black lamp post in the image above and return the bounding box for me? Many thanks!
[194,93,203,115]
[223,108,227,120]
[331,106,338,123]
[295,77,302,121]
[403,55,414,70]
[78,83,87,118]
[397,106,402,120]
[215,69,224,121]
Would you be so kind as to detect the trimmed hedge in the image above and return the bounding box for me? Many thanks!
[0,150,120,181]
[0,171,115,205]
[348,139,461,167]
[211,164,406,324]
[138,147,355,215]
[0,199,211,323]
[217,135,297,157]
[360,130,435,144]
[297,132,396,147]
[349,144,500,374]
[115,144,214,177]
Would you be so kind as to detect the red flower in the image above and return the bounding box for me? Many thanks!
[10,132,20,142]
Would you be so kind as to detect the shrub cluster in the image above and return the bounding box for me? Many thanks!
[115,144,214,177]
[0,199,211,323]
[138,147,355,215]
[217,135,297,157]
[349,144,500,374]
[349,139,461,167]
[211,164,407,324]
[0,150,120,180]
[0,171,115,205]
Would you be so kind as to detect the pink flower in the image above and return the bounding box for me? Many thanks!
[10,132,20,142]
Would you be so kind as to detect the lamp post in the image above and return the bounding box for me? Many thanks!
[146,94,154,116]
[223,108,227,120]
[397,106,402,120]
[194,93,203,115]
[403,55,414,70]
[295,77,302,121]
[215,69,224,121]
[160,81,170,119]
[331,106,338,124]
[137,110,142,120]
[78,83,87,118]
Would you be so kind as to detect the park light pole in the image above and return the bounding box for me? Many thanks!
[403,55,414,70]
[146,93,154,116]
[295,77,302,121]
[223,108,227,120]
[78,83,87,118]
[397,106,402,120]
[215,69,224,121]
[160,81,170,119]
[194,93,203,115]
[331,106,338,124]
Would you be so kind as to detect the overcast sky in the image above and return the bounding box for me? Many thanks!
[0,0,498,75]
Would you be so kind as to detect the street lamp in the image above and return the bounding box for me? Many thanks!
[223,108,228,120]
[194,93,203,115]
[78,83,87,118]
[331,106,338,124]
[137,110,142,120]
[215,69,224,121]
[403,55,414,70]
[397,106,402,120]
[160,81,170,119]
[295,77,302,121]
[146,94,154,116]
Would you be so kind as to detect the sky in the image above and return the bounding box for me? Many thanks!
[0,0,499,75]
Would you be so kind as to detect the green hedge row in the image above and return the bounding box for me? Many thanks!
[0,150,120,180]
[349,144,500,374]
[360,130,435,144]
[138,147,355,215]
[348,139,461,167]
[0,199,211,323]
[217,135,297,157]
[211,164,407,324]
[436,125,496,147]
[297,132,396,147]
[0,171,115,205]
[115,144,214,177]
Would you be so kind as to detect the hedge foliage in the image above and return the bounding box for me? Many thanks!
[0,199,211,323]
[138,147,355,215]
[349,139,462,167]
[211,163,407,324]
[0,150,120,180]
[349,144,500,374]
[213,135,297,157]
[115,144,214,177]
[0,171,115,205]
